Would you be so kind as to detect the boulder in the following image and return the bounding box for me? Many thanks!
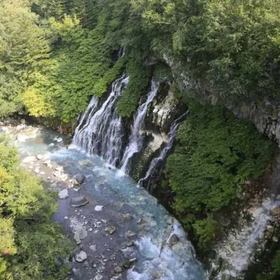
[75,251,87,262]
[73,174,85,185]
[168,233,179,246]
[70,196,89,207]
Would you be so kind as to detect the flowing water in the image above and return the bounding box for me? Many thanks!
[0,122,206,280]
[71,76,129,166]
[138,112,188,187]
[213,200,280,279]
[120,80,159,174]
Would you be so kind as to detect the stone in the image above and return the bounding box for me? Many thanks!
[105,226,116,235]
[114,266,123,274]
[59,189,69,199]
[22,156,37,163]
[217,216,231,227]
[122,213,132,220]
[73,173,85,185]
[71,196,89,207]
[75,251,87,262]
[89,245,96,252]
[273,236,279,242]
[55,137,63,143]
[168,233,180,246]
[271,207,280,216]
[95,205,103,211]
[79,159,92,167]
[36,154,43,160]
[126,230,136,238]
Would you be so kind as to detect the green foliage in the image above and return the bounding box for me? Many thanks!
[0,138,73,279]
[23,16,119,123]
[193,214,220,251]
[0,0,51,118]
[117,55,151,117]
[167,102,275,214]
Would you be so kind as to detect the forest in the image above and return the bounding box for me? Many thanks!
[1,0,280,279]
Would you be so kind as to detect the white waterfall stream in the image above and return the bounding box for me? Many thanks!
[120,80,159,174]
[213,199,280,279]
[71,76,129,166]
[138,112,188,187]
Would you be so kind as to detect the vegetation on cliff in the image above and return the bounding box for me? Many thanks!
[165,101,275,251]
[0,138,73,279]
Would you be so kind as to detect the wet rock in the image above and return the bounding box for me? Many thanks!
[95,205,103,211]
[58,189,69,199]
[71,196,89,207]
[105,226,116,235]
[271,206,280,216]
[114,266,123,274]
[73,173,85,185]
[22,156,37,163]
[168,233,180,246]
[54,137,63,143]
[123,258,136,269]
[126,230,136,238]
[75,250,87,262]
[122,213,132,220]
[78,159,92,167]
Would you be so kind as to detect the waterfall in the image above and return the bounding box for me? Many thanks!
[214,199,280,279]
[120,80,159,174]
[71,76,129,166]
[138,112,188,187]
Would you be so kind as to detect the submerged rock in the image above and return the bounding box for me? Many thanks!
[71,196,89,207]
[75,251,87,262]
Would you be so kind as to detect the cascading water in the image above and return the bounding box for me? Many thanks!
[138,112,188,188]
[120,80,159,174]
[71,76,129,166]
[213,199,280,279]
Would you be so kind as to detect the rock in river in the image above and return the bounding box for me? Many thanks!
[73,173,85,185]
[75,251,87,262]
[58,189,69,199]
[168,233,180,246]
[71,196,89,207]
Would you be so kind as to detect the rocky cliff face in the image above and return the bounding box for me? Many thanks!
[164,55,280,146]
[129,83,187,181]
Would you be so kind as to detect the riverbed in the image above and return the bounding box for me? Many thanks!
[0,120,206,280]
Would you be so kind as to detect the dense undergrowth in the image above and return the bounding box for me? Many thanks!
[165,101,276,251]
[0,138,73,279]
